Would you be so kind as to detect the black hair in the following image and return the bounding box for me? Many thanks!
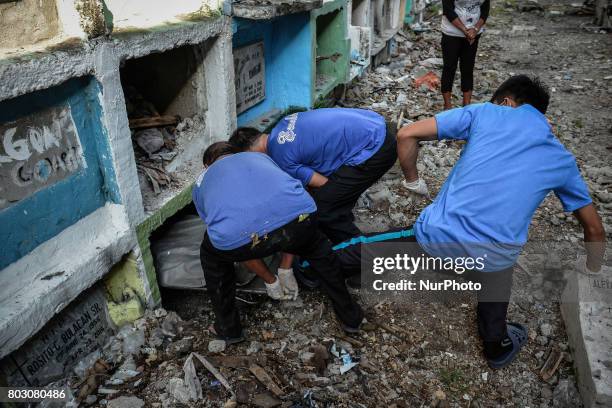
[490,75,550,114]
[202,142,237,166]
[228,127,263,151]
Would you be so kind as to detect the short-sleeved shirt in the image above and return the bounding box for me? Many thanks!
[415,103,592,271]
[267,108,387,185]
[192,152,316,250]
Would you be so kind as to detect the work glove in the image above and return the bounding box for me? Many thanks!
[265,277,287,300]
[278,268,299,300]
[402,178,430,198]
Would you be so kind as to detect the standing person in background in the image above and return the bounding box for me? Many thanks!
[440,0,490,110]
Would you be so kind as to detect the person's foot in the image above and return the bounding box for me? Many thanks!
[462,90,473,106]
[341,320,363,334]
[209,325,246,345]
[486,322,528,369]
[442,92,452,110]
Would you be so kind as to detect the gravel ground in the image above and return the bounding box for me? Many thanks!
[65,2,611,407]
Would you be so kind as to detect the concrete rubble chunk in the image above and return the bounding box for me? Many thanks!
[552,378,581,408]
[208,339,227,353]
[135,128,165,156]
[107,396,145,408]
[232,0,323,20]
[166,377,191,404]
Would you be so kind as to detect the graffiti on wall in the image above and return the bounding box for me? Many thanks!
[234,41,266,115]
[0,105,85,210]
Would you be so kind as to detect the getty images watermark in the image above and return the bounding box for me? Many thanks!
[355,240,612,304]
[370,252,486,292]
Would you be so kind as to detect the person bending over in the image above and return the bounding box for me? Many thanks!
[192,142,364,343]
[229,108,398,245]
[394,75,606,368]
[440,0,490,109]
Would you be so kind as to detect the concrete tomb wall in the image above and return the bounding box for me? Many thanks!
[105,0,223,30]
[313,2,350,100]
[0,0,61,50]
[0,285,113,387]
[348,0,373,79]
[119,41,212,215]
[0,76,120,270]
[233,13,314,127]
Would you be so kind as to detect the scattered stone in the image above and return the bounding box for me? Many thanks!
[420,57,443,68]
[208,340,227,353]
[540,323,553,337]
[107,396,145,408]
[166,377,190,404]
[552,378,580,408]
[252,393,282,408]
[167,337,193,357]
[119,327,145,356]
[135,128,165,156]
[246,341,264,355]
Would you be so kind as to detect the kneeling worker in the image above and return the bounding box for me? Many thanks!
[229,108,400,245]
[192,142,364,342]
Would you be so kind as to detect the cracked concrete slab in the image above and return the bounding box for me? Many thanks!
[561,270,612,407]
[232,0,323,19]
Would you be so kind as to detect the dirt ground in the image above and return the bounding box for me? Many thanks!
[69,2,611,408]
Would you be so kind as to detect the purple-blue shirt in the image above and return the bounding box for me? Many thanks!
[192,152,316,250]
[268,108,386,185]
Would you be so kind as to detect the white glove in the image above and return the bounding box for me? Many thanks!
[575,255,602,276]
[402,178,429,198]
[265,278,287,300]
[278,268,299,300]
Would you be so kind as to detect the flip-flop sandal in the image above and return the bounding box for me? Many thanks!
[209,325,246,345]
[487,322,528,369]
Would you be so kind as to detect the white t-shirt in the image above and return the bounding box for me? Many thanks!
[441,0,486,37]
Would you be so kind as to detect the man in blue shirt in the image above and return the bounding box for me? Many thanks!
[193,142,364,342]
[394,75,606,368]
[229,108,398,244]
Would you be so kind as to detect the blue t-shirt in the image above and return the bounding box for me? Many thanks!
[192,152,316,250]
[415,103,592,271]
[268,108,387,185]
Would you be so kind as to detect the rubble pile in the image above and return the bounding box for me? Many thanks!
[125,86,206,202]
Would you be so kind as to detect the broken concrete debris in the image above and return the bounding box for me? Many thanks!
[125,87,192,196]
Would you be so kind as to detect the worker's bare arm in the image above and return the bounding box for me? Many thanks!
[308,172,329,188]
[397,118,438,182]
[242,259,276,284]
[573,203,606,271]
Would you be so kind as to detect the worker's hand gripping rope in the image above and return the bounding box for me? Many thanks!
[278,268,299,300]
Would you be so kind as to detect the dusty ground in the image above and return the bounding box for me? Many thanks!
[65,2,611,408]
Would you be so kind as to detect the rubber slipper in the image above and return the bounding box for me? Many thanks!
[487,322,528,369]
[508,322,528,346]
[209,325,245,345]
